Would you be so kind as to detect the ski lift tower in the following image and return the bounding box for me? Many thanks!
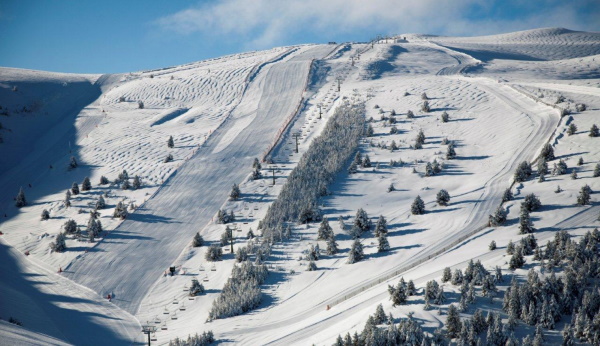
[141,322,157,346]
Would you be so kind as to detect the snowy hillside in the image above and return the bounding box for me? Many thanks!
[1,27,600,345]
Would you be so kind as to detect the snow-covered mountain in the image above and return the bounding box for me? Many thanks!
[1,28,599,345]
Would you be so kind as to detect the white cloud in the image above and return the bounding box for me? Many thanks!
[155,0,598,48]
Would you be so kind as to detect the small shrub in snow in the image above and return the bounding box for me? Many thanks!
[387,183,395,192]
[555,95,565,104]
[41,209,50,220]
[570,169,578,180]
[138,101,144,109]
[406,110,414,119]
[389,126,398,134]
[514,161,532,182]
[577,157,584,166]
[306,260,317,271]
[167,135,174,148]
[15,187,26,208]
[440,111,449,123]
[366,124,374,137]
[421,101,430,113]
[489,240,497,251]
[446,143,456,159]
[374,215,387,236]
[205,245,223,262]
[164,154,174,163]
[121,179,130,190]
[489,206,508,226]
[567,123,577,136]
[95,195,106,209]
[99,176,109,185]
[64,190,71,208]
[442,267,451,282]
[576,103,586,112]
[421,92,429,100]
[593,163,600,177]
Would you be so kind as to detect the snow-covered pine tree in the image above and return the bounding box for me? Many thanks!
[425,162,434,176]
[567,123,577,136]
[387,183,395,192]
[64,190,71,208]
[577,157,584,166]
[121,179,130,190]
[577,185,591,205]
[390,140,398,151]
[50,232,67,252]
[229,183,241,200]
[192,232,204,247]
[451,269,463,285]
[306,260,317,271]
[235,247,248,262]
[252,157,262,170]
[590,124,599,137]
[489,206,508,226]
[15,187,26,207]
[421,101,430,113]
[366,124,374,137]
[132,176,141,190]
[354,208,371,232]
[189,278,205,296]
[138,101,144,109]
[71,182,79,195]
[406,110,414,119]
[570,169,578,180]
[519,205,535,234]
[509,248,525,270]
[41,209,50,220]
[442,267,452,282]
[317,217,333,240]
[411,196,425,215]
[540,143,555,161]
[446,304,461,338]
[205,245,223,261]
[537,158,548,175]
[347,239,364,264]
[523,193,541,211]
[388,282,407,306]
[251,167,262,180]
[436,189,450,206]
[96,195,106,209]
[81,177,91,191]
[553,159,568,175]
[99,175,109,185]
[113,201,128,219]
[446,142,456,159]
[63,219,77,234]
[68,156,78,170]
[167,135,174,148]
[361,155,372,168]
[348,161,358,174]
[164,154,174,163]
[502,188,513,202]
[378,232,390,253]
[326,232,338,255]
[489,240,497,250]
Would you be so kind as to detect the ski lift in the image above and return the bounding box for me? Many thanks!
[172,296,179,304]
[163,306,170,315]
[199,264,205,271]
[161,321,168,330]
[188,295,195,301]
[154,316,161,324]
[179,301,186,311]
[183,284,188,292]
[210,264,216,271]
[171,311,178,320]
[151,333,157,342]
[203,275,209,282]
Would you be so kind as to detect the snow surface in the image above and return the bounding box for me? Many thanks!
[1,28,600,344]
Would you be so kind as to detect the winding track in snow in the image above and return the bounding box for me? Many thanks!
[64,45,334,315]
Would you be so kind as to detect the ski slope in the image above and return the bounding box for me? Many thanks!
[1,28,599,345]
[63,45,335,315]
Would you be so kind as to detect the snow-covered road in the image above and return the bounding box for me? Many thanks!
[64,45,334,315]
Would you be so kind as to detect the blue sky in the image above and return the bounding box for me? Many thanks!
[1,0,598,74]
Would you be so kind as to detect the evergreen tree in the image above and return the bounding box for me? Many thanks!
[523,193,541,211]
[64,190,71,208]
[326,233,339,255]
[96,195,106,209]
[562,323,575,346]
[247,228,255,239]
[230,183,241,200]
[374,215,387,236]
[553,159,568,175]
[406,110,415,119]
[15,187,26,208]
[348,161,358,174]
[192,232,204,247]
[318,217,333,240]
[514,161,533,182]
[132,176,141,190]
[377,232,390,253]
[509,248,525,270]
[366,124,374,137]
[446,304,461,338]
[421,101,431,113]
[442,267,452,282]
[50,232,67,252]
[167,135,175,148]
[570,169,578,180]
[489,206,508,226]
[252,157,262,170]
[540,143,555,161]
[590,124,599,137]
[205,245,223,261]
[577,184,591,205]
[374,304,386,324]
[81,177,91,191]
[436,189,450,206]
[164,154,174,163]
[411,196,425,215]
[577,157,584,166]
[347,239,364,264]
[306,260,317,271]
[387,183,395,192]
[593,163,600,177]
[567,123,577,135]
[537,158,548,175]
[189,278,205,296]
[41,209,50,220]
[68,156,78,170]
[388,280,407,306]
[489,240,497,250]
[121,178,131,190]
[361,155,372,168]
[440,111,449,123]
[113,201,128,219]
[99,175,109,185]
[519,205,535,234]
[502,188,513,202]
[354,208,371,232]
[446,143,456,159]
[63,219,77,234]
[70,182,79,195]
